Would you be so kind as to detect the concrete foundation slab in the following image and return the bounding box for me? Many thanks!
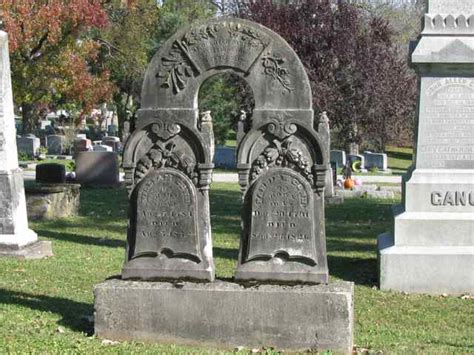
[378,232,474,295]
[94,279,354,353]
[0,241,53,259]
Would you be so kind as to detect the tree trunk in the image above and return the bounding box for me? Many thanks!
[21,103,35,135]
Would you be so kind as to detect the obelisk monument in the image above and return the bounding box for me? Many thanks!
[0,31,52,258]
[378,0,474,294]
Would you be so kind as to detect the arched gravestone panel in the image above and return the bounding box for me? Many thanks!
[122,17,329,283]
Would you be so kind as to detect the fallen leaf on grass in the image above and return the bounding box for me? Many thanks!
[56,326,65,333]
[102,339,120,345]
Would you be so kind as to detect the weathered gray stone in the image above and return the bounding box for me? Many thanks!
[122,17,330,283]
[0,240,53,259]
[366,190,395,199]
[92,144,113,152]
[102,136,121,153]
[0,31,51,259]
[347,154,365,170]
[17,135,40,157]
[47,135,67,155]
[330,150,346,168]
[25,183,80,220]
[214,146,236,169]
[363,151,388,171]
[94,279,354,353]
[378,0,474,295]
[75,151,120,186]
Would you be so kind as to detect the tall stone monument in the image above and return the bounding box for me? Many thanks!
[378,0,474,294]
[0,31,52,259]
[95,18,353,352]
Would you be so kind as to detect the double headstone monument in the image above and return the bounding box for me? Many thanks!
[95,18,353,352]
[0,31,52,259]
[378,0,474,295]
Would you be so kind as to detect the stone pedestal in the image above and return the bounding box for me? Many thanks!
[378,1,474,295]
[0,31,52,259]
[94,279,354,353]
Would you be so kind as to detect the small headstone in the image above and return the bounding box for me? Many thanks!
[73,137,92,157]
[122,121,131,145]
[75,151,120,186]
[17,135,40,157]
[347,154,365,170]
[363,151,388,170]
[330,150,346,168]
[36,163,66,184]
[92,144,113,152]
[102,136,122,152]
[47,135,67,155]
[214,146,236,169]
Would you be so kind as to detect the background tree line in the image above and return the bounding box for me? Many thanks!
[1,0,422,151]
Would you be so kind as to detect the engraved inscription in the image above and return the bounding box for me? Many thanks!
[246,168,317,265]
[418,78,474,169]
[133,169,201,262]
[431,191,474,206]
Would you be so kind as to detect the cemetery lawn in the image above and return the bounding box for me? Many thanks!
[386,146,413,174]
[0,184,472,354]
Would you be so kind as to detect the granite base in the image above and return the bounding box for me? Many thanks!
[0,240,53,259]
[378,232,474,295]
[94,279,354,353]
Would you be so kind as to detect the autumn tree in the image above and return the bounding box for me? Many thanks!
[1,0,115,133]
[239,0,417,152]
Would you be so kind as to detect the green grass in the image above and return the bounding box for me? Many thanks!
[386,146,413,175]
[0,184,472,353]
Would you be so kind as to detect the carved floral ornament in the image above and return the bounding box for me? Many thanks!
[262,53,293,94]
[134,123,198,187]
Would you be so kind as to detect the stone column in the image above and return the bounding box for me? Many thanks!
[0,31,52,258]
[377,0,474,295]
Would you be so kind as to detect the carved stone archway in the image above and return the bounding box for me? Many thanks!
[122,18,329,283]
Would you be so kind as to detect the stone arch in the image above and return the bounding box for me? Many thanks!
[122,17,329,283]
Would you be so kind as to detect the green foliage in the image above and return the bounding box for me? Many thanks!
[17,151,31,161]
[199,74,253,146]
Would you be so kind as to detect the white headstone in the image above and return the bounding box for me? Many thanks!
[0,31,41,251]
[378,1,474,295]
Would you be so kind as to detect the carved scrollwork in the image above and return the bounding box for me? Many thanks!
[262,54,294,94]
[134,141,198,187]
[149,120,181,141]
[266,113,297,140]
[250,137,314,186]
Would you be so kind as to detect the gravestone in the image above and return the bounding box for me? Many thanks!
[96,18,352,352]
[378,0,474,295]
[0,31,52,259]
[75,151,120,186]
[347,154,365,170]
[330,150,346,168]
[102,136,121,153]
[36,163,66,184]
[92,144,113,152]
[363,151,388,171]
[214,146,236,169]
[47,135,66,155]
[73,137,92,157]
[17,135,40,157]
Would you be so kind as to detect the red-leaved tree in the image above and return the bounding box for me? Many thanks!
[1,0,115,133]
[240,0,417,151]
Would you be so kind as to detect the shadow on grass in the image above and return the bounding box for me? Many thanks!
[328,255,378,287]
[387,150,413,162]
[213,247,239,260]
[0,289,93,335]
[35,229,126,248]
